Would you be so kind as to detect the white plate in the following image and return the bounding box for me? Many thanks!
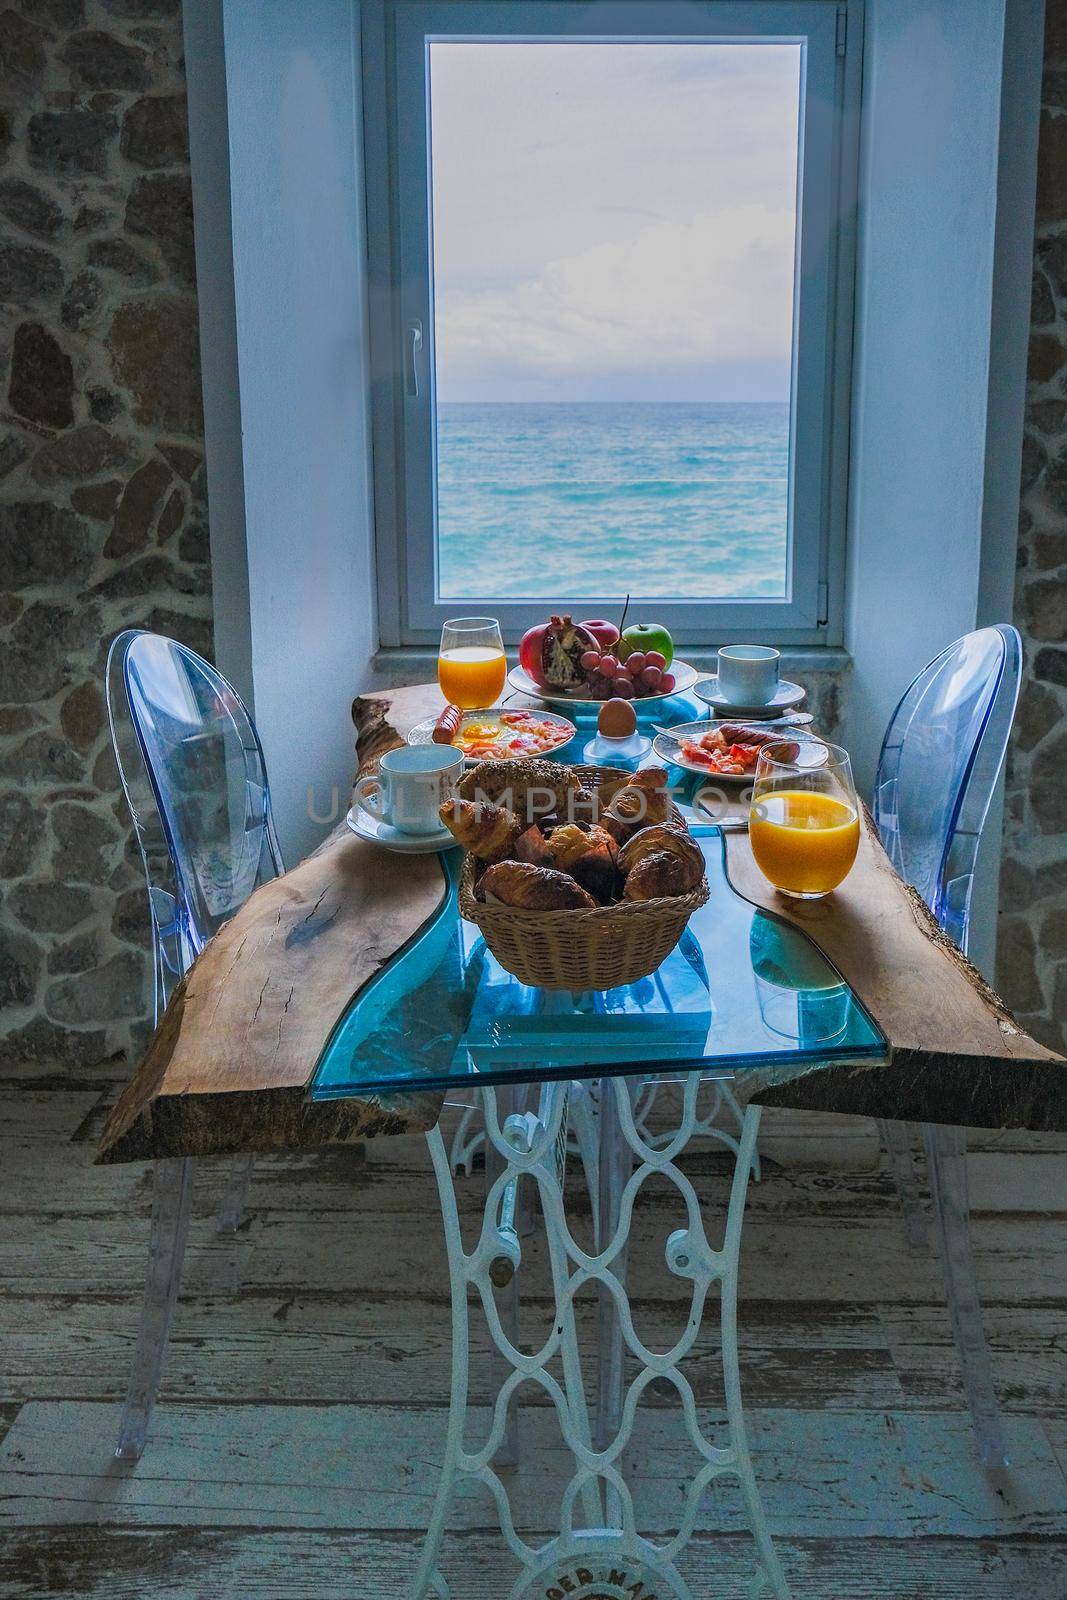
[346,805,455,854]
[507,659,700,708]
[407,707,576,764]
[652,721,822,782]
[692,675,806,718]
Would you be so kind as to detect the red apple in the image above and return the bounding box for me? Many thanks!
[581,618,620,652]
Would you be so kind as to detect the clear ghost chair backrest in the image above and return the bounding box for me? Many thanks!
[106,630,283,1022]
[872,625,1022,954]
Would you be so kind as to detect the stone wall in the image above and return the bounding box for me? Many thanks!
[0,0,211,1069]
[997,0,1067,1054]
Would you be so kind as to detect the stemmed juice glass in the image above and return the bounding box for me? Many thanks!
[438,617,506,710]
[749,740,860,899]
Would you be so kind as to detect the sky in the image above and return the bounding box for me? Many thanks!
[429,41,801,404]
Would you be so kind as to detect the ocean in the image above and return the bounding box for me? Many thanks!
[436,401,790,601]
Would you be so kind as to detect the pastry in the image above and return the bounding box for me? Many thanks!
[458,758,583,824]
[546,823,604,869]
[438,798,522,862]
[603,780,671,842]
[514,824,555,868]
[618,823,704,889]
[546,823,619,903]
[478,860,597,910]
[596,766,668,806]
[622,850,693,901]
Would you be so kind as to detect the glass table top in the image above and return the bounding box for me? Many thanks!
[310,822,887,1103]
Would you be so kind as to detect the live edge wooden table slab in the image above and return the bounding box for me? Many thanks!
[99,681,1064,1168]
[97,681,1066,1600]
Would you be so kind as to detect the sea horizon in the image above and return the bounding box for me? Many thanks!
[436,400,791,602]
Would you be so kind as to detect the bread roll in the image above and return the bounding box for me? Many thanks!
[458,758,582,824]
[622,850,693,901]
[478,860,597,910]
[438,798,521,862]
[618,823,704,889]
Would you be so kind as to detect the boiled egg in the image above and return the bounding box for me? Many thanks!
[598,697,638,739]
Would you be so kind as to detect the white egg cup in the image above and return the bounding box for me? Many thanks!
[583,730,653,769]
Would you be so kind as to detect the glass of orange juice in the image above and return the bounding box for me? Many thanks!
[438,617,507,710]
[749,741,860,899]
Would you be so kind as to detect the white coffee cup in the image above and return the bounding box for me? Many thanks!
[717,645,781,707]
[352,745,464,835]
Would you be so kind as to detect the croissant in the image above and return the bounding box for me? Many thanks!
[439,798,522,862]
[596,766,669,807]
[478,860,597,910]
[603,780,671,843]
[618,824,704,889]
[622,850,693,901]
[458,758,582,824]
[547,823,619,903]
[514,823,555,868]
[546,823,608,869]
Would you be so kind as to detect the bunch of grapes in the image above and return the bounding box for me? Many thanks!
[578,648,676,701]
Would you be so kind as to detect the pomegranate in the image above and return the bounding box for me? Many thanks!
[519,614,598,690]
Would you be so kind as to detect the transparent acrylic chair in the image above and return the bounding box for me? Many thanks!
[106,630,284,1459]
[872,622,1023,1470]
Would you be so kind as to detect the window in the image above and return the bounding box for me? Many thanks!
[365,1,859,647]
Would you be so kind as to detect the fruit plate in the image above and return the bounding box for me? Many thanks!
[407,707,576,764]
[507,659,701,708]
[653,720,823,782]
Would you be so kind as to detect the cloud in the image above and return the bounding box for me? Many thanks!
[427,40,801,398]
[437,204,796,383]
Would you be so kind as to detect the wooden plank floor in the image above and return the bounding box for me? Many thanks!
[2,1061,1067,1597]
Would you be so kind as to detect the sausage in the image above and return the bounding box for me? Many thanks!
[718,723,796,749]
[432,704,464,744]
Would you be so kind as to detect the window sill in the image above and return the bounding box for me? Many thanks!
[369,645,852,685]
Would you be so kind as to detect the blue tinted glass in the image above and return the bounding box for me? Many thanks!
[873,625,1021,951]
[117,632,282,955]
[310,829,885,1102]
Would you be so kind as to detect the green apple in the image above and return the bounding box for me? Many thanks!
[618,621,674,669]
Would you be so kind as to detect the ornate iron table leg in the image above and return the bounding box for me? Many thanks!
[417,1078,790,1599]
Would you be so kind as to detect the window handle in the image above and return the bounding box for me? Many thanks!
[405,318,424,398]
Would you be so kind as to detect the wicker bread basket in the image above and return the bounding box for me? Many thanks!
[458,764,709,991]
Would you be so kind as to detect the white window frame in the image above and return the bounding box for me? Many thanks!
[363,0,861,648]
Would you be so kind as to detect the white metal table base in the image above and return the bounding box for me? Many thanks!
[416,1079,790,1599]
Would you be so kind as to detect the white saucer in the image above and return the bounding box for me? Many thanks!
[693,676,806,719]
[346,805,455,854]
